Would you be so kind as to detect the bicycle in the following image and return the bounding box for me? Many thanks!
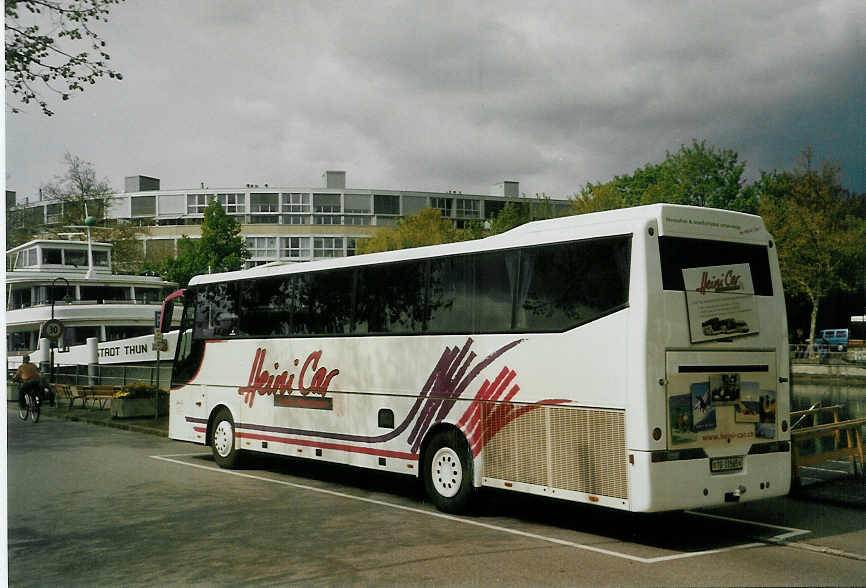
[16,385,41,423]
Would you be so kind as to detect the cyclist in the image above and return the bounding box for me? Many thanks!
[15,356,53,409]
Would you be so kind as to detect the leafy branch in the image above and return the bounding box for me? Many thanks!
[5,0,124,116]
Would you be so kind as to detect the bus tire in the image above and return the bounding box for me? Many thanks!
[211,408,241,469]
[423,429,474,514]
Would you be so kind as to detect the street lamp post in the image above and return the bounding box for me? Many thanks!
[49,277,71,384]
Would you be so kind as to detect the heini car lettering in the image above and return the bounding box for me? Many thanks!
[696,269,743,295]
[238,348,340,408]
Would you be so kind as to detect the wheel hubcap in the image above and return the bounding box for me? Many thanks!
[214,420,233,458]
[431,447,462,498]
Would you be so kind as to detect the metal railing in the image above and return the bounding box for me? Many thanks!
[50,364,172,390]
[789,344,866,365]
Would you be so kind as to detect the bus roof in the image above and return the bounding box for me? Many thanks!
[189,204,770,287]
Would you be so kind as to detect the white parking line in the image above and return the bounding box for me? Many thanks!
[802,466,851,474]
[150,453,812,564]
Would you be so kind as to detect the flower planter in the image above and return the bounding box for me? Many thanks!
[111,396,169,419]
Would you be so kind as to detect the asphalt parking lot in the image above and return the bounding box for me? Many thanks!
[8,406,866,586]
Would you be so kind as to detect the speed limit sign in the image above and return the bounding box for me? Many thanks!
[42,319,65,341]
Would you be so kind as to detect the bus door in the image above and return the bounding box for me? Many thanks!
[163,289,208,444]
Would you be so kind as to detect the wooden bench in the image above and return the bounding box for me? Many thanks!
[790,405,865,481]
[52,383,87,409]
[78,385,122,410]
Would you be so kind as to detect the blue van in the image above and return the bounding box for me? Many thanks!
[819,329,849,351]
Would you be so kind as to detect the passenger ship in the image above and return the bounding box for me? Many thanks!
[5,238,177,370]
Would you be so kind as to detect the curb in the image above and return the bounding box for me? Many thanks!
[61,412,168,437]
[10,403,169,438]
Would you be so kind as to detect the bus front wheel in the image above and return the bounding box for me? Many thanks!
[211,408,241,468]
[423,429,474,514]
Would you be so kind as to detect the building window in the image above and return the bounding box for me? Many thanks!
[215,193,245,213]
[280,237,311,259]
[484,199,506,220]
[431,197,453,216]
[455,199,480,218]
[313,193,341,213]
[187,193,209,214]
[131,195,157,216]
[313,237,344,258]
[373,194,400,215]
[246,236,277,258]
[344,215,369,226]
[344,194,371,214]
[46,203,62,224]
[346,238,357,257]
[402,195,427,215]
[281,193,310,213]
[314,215,341,225]
[250,193,278,213]
[281,215,308,225]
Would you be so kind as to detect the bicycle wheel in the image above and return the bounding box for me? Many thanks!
[17,394,29,421]
[29,393,40,423]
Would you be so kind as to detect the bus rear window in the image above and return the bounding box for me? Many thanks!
[658,237,773,296]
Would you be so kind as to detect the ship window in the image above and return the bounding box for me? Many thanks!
[42,249,62,264]
[93,251,110,267]
[64,250,87,267]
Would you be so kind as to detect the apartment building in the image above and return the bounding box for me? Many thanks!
[14,171,568,267]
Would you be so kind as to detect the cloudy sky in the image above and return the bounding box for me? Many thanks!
[5,0,864,202]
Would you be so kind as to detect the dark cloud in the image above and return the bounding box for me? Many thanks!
[5,0,863,202]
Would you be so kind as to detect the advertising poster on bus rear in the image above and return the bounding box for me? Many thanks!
[682,263,759,343]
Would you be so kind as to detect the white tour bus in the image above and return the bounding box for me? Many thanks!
[161,204,791,513]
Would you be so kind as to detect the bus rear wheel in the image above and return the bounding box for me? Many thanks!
[211,408,241,468]
[423,429,474,514]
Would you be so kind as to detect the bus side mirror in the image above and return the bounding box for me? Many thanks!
[159,289,186,333]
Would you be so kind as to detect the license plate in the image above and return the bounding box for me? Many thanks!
[710,455,743,473]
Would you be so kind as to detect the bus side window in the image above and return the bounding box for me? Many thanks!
[427,255,474,334]
[194,283,239,338]
[517,236,630,331]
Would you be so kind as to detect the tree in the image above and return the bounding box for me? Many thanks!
[571,181,625,215]
[153,200,247,287]
[640,140,752,211]
[154,237,205,288]
[758,148,866,348]
[357,207,471,254]
[41,152,114,224]
[5,0,124,116]
[100,220,149,274]
[486,195,569,235]
[571,140,756,215]
[199,199,247,272]
[487,202,531,234]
